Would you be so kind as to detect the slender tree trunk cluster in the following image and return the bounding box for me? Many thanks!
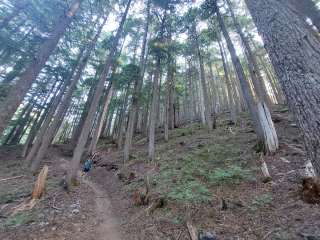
[0,0,319,186]
[0,0,82,135]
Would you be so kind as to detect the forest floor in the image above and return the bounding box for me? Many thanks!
[0,105,320,240]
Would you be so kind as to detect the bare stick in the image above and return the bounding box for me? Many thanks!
[0,175,24,183]
[186,221,197,240]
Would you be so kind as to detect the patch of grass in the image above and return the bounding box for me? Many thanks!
[46,178,60,190]
[153,159,212,203]
[249,193,273,211]
[171,216,184,225]
[158,208,185,225]
[174,127,194,137]
[152,123,256,205]
[194,143,241,164]
[167,179,212,203]
[208,165,254,185]
[172,123,205,138]
[272,230,291,240]
[4,212,35,228]
[123,179,144,192]
[0,193,17,204]
[155,156,253,203]
[0,188,30,204]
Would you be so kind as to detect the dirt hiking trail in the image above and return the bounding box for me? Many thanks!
[84,178,122,240]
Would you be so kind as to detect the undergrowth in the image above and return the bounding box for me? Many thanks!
[0,186,30,204]
[128,120,256,206]
[249,193,273,211]
[2,212,35,229]
[154,139,255,203]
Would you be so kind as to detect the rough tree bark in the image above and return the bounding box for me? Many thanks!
[245,0,320,173]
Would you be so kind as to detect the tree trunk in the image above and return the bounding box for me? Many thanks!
[3,102,32,145]
[187,59,197,121]
[218,39,236,123]
[224,0,279,153]
[30,16,107,172]
[116,80,131,148]
[148,60,160,161]
[123,0,151,161]
[67,0,132,185]
[164,59,174,141]
[25,79,68,164]
[25,45,85,166]
[225,0,272,106]
[21,107,45,158]
[214,1,264,140]
[71,79,97,144]
[21,79,62,157]
[89,83,114,154]
[0,0,82,136]
[8,105,33,145]
[245,0,320,173]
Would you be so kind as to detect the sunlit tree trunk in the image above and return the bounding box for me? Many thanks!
[223,0,279,153]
